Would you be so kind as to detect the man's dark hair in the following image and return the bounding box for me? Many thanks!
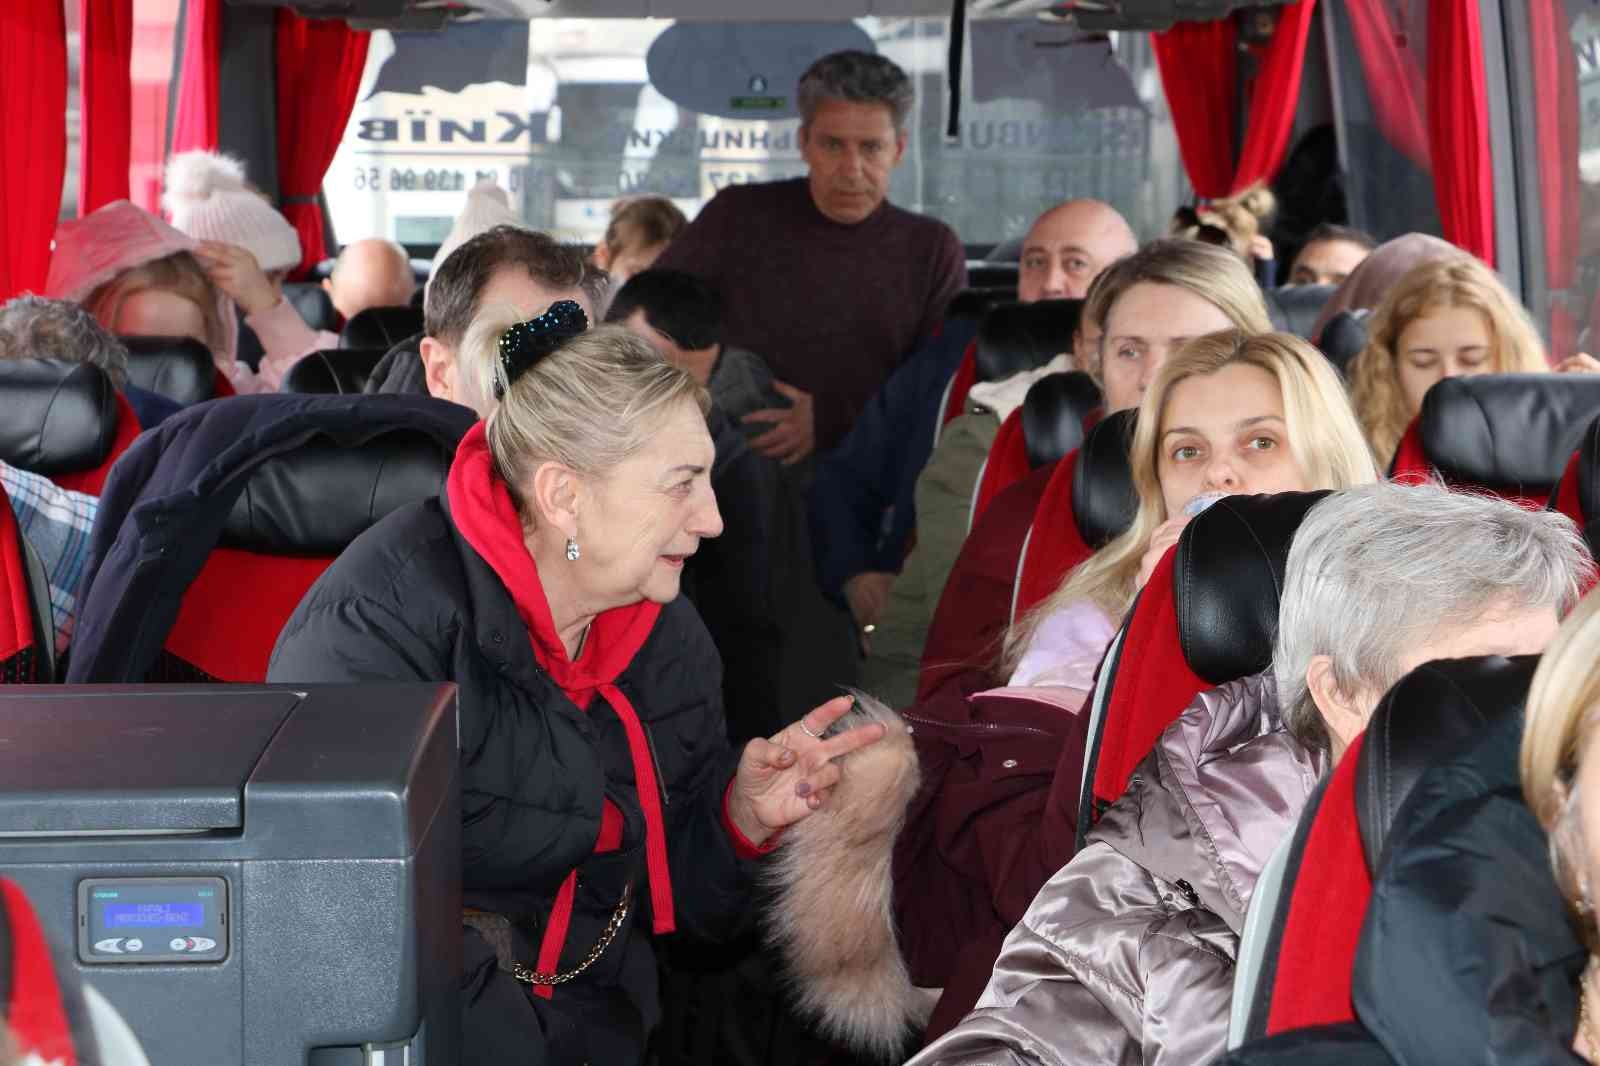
[1302,222,1377,252]
[424,225,609,348]
[605,269,723,351]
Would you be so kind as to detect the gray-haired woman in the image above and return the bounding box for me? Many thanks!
[269,309,887,1066]
[912,480,1591,1066]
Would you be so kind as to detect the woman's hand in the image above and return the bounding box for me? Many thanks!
[1136,515,1190,591]
[726,696,888,846]
[192,241,280,316]
[1555,352,1600,374]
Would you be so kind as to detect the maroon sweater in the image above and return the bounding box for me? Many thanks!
[656,178,967,452]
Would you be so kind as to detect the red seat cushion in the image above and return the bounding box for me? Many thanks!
[971,408,1032,530]
[0,484,41,683]
[1552,449,1583,527]
[1086,547,1204,826]
[212,367,236,398]
[942,343,978,427]
[918,462,1055,700]
[1014,456,1094,621]
[162,549,333,682]
[1266,732,1371,1034]
[51,391,139,498]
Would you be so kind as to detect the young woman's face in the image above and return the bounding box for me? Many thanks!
[1155,362,1307,518]
[1395,304,1494,418]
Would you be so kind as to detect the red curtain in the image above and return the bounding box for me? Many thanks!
[1425,0,1495,265]
[79,0,135,214]
[1152,1,1318,199]
[0,0,68,301]
[1530,0,1580,361]
[1343,0,1431,170]
[275,10,369,276]
[170,0,222,156]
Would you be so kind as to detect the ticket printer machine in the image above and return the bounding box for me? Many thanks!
[0,684,460,1065]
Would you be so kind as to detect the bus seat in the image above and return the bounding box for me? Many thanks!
[341,305,424,350]
[283,281,338,334]
[1080,492,1329,844]
[969,408,1029,530]
[0,482,53,684]
[938,341,979,431]
[944,286,1014,322]
[1021,371,1102,470]
[1236,656,1536,1046]
[1548,413,1600,560]
[280,347,389,394]
[121,335,216,407]
[1013,408,1136,622]
[0,360,134,497]
[1316,309,1370,375]
[966,262,1020,289]
[1389,374,1600,506]
[974,299,1082,384]
[1264,284,1337,340]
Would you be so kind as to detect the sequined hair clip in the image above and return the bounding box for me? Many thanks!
[495,300,590,399]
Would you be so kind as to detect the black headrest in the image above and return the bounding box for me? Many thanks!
[975,299,1082,383]
[1264,283,1338,340]
[1572,416,1600,555]
[279,348,389,395]
[945,286,1015,321]
[1420,374,1600,495]
[1317,308,1370,375]
[1021,372,1103,469]
[341,306,425,350]
[967,263,1020,289]
[1071,408,1138,549]
[1355,655,1538,870]
[1176,491,1332,685]
[120,336,216,407]
[221,429,453,554]
[283,283,338,334]
[0,360,119,475]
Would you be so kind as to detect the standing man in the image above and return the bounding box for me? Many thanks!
[657,50,968,465]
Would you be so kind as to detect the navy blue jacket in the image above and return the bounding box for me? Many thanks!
[66,393,474,682]
[807,319,976,606]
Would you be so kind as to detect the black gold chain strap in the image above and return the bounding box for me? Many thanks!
[508,884,632,987]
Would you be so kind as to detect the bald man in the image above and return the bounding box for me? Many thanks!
[322,239,416,321]
[810,199,1138,629]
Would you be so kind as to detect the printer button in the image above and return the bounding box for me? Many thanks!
[124,939,143,952]
[189,937,216,951]
[93,938,123,954]
[170,938,189,952]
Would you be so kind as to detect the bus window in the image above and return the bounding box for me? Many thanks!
[321,17,1187,252]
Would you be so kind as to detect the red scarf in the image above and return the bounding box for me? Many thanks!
[446,423,674,999]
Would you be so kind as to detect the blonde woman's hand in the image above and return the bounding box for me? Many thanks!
[1135,515,1190,591]
[726,696,887,845]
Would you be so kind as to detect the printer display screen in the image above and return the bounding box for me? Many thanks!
[104,903,204,928]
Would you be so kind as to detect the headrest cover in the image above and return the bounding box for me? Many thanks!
[1355,655,1537,869]
[1021,372,1102,469]
[975,299,1083,383]
[1264,283,1337,340]
[121,335,216,407]
[966,263,1019,290]
[280,348,389,395]
[222,430,453,554]
[1317,308,1370,375]
[0,360,118,475]
[1421,374,1600,493]
[341,306,425,350]
[945,286,1014,321]
[1071,408,1137,549]
[1175,491,1331,684]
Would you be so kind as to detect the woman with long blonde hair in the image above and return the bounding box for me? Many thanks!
[1349,255,1549,463]
[1005,328,1378,688]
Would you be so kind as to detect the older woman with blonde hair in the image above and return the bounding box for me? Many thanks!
[1005,328,1378,690]
[1348,255,1550,462]
[270,306,888,1066]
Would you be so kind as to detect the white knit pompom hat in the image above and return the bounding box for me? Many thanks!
[162,150,302,273]
[429,179,524,285]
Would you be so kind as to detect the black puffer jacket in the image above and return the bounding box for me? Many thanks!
[1353,710,1585,1065]
[268,491,757,1066]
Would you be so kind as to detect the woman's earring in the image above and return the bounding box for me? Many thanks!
[565,537,581,562]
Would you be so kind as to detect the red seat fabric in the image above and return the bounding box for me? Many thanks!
[1391,414,1565,510]
[1084,547,1205,826]
[0,484,43,683]
[918,462,1055,700]
[1551,449,1583,527]
[1266,733,1372,1034]
[212,367,236,398]
[51,391,139,497]
[1013,457,1094,621]
[159,549,332,682]
[941,342,978,427]
[971,408,1032,530]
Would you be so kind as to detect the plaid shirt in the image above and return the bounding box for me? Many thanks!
[0,462,96,657]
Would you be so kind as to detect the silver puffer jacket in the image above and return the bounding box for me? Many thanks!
[907,673,1324,1066]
